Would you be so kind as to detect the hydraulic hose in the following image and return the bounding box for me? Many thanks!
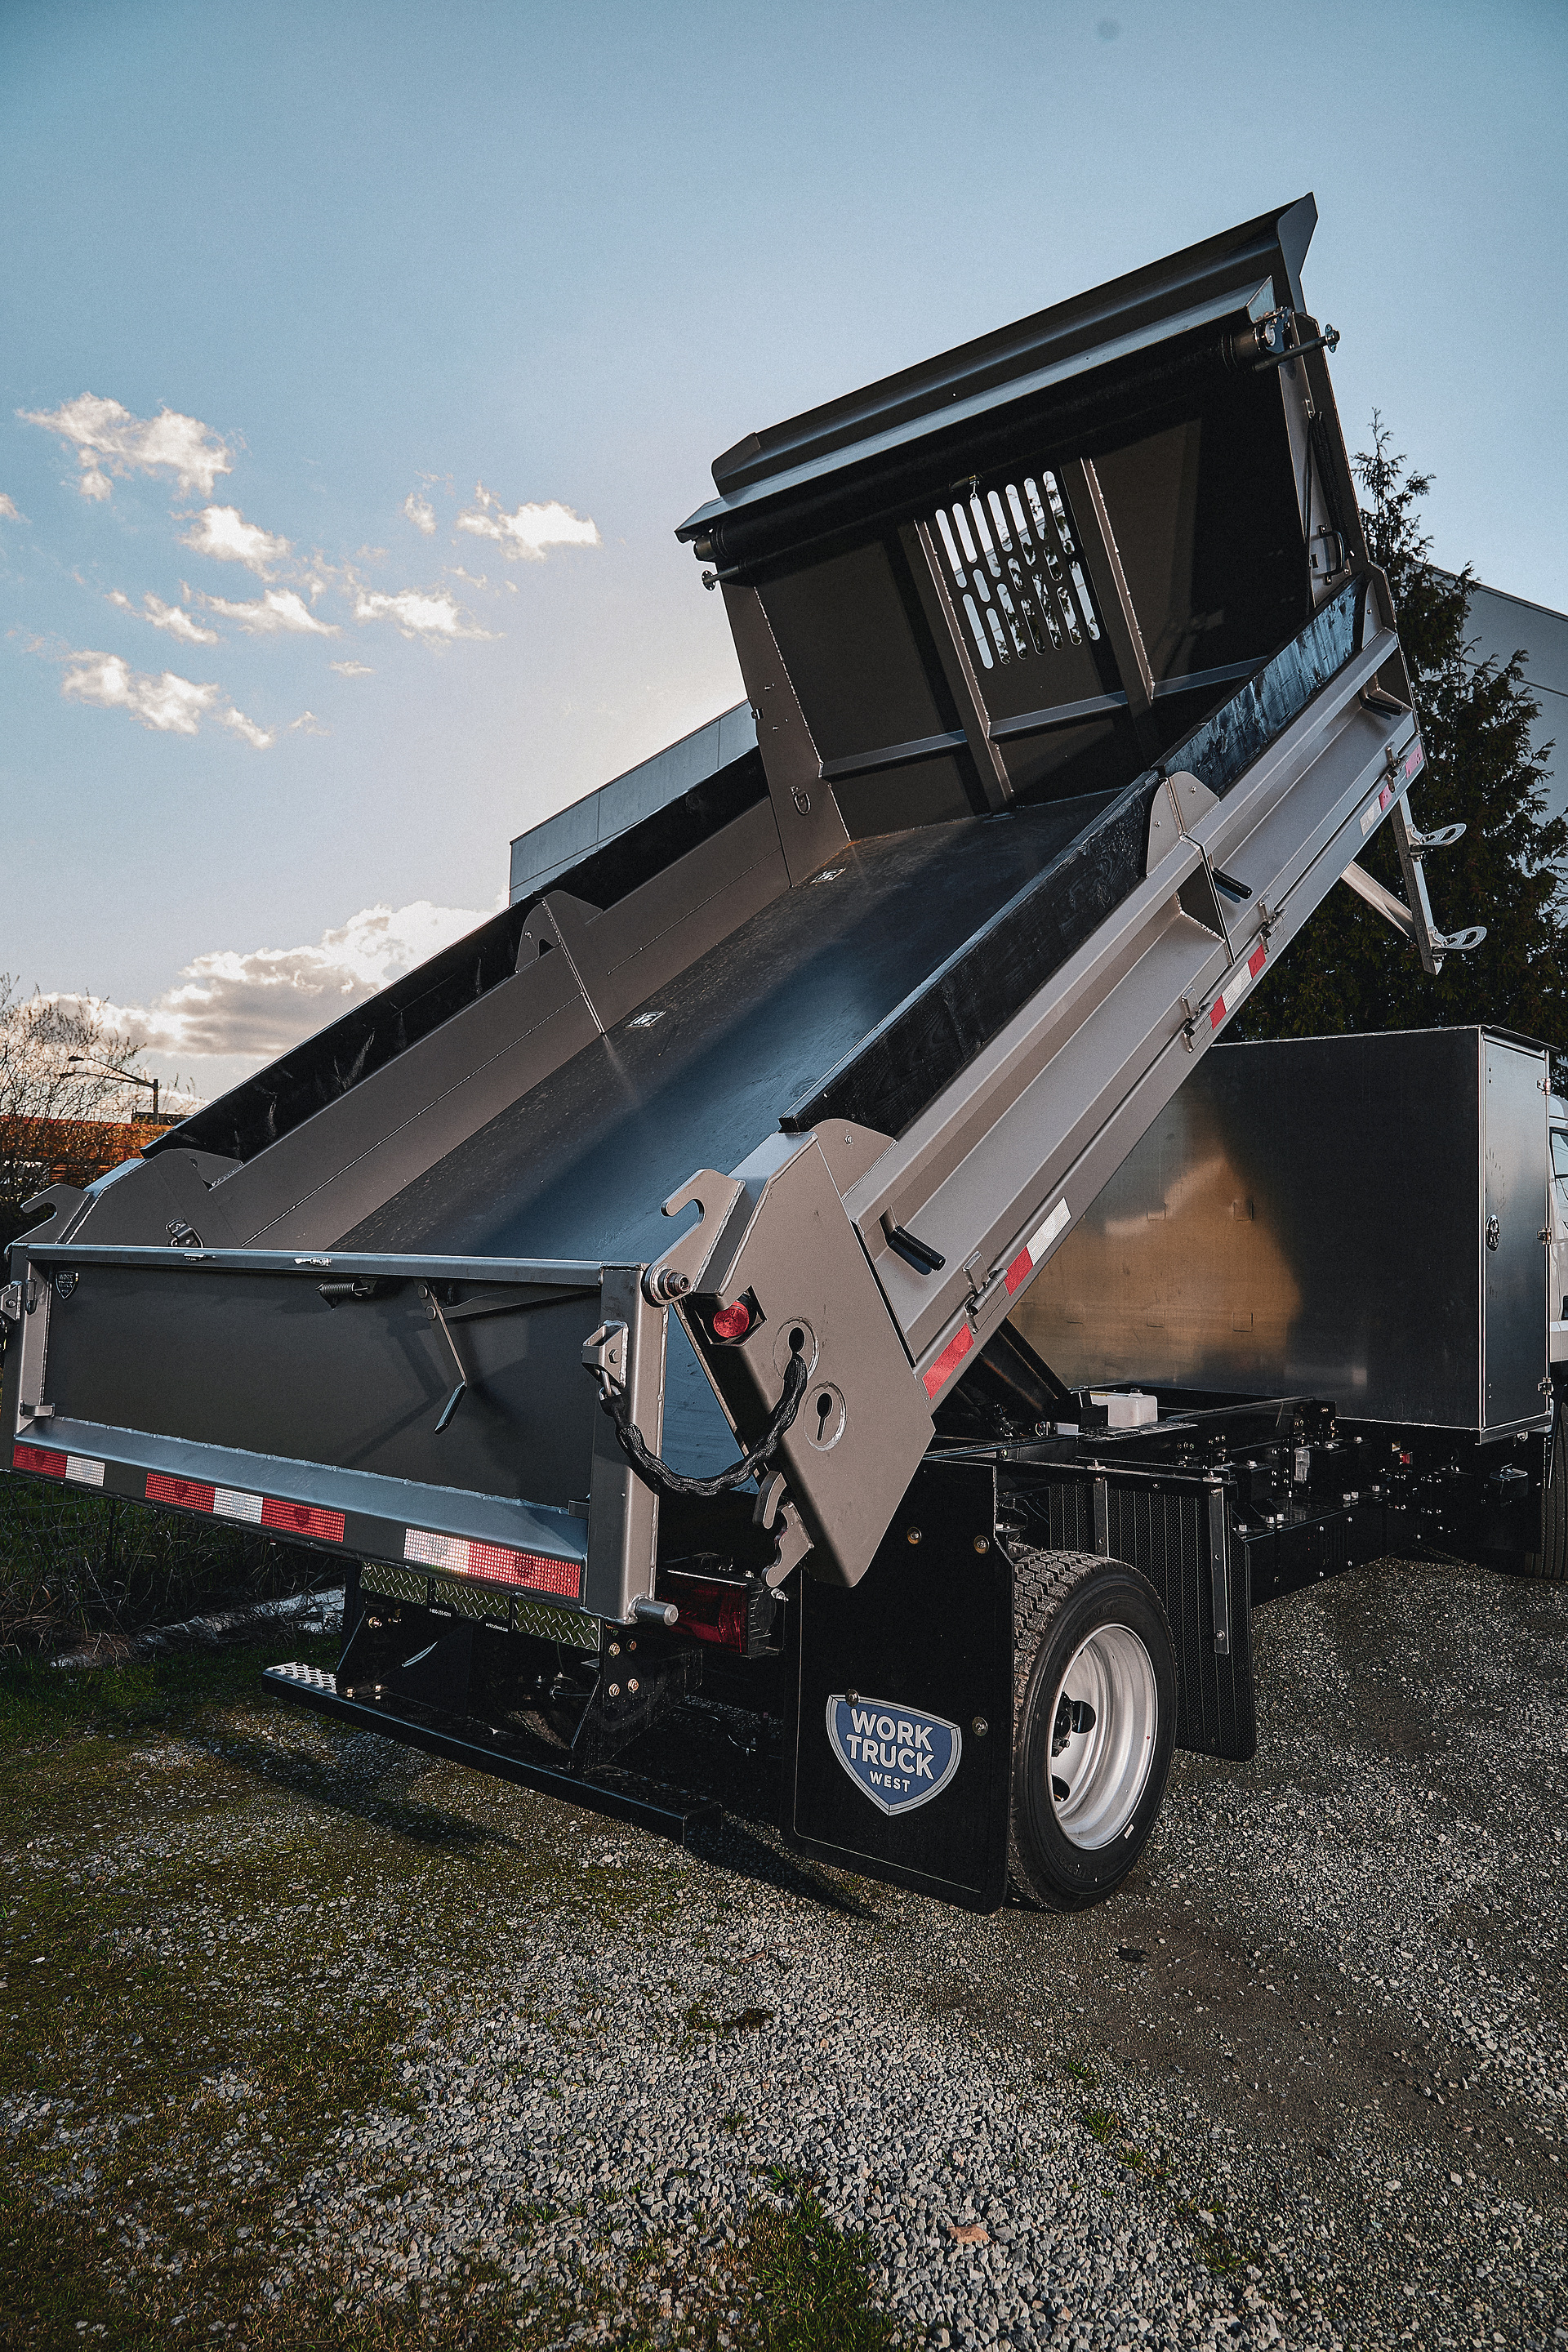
[599,1339,808,1501]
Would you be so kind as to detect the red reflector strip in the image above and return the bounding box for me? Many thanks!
[16,1446,105,1486]
[403,1526,581,1601]
[1360,769,1407,835]
[923,1321,973,1398]
[1401,737,1424,781]
[1003,1196,1071,1294]
[1208,938,1267,1032]
[261,1497,345,1544]
[15,1443,67,1478]
[146,1471,216,1514]
[142,1472,343,1544]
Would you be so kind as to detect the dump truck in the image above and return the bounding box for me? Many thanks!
[7,195,1548,1916]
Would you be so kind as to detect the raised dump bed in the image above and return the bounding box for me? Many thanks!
[4,198,1486,1902]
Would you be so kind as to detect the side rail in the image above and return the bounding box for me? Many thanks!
[0,1246,663,1626]
[840,570,1436,1389]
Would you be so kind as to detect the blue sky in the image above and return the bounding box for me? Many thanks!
[2,0,1564,1102]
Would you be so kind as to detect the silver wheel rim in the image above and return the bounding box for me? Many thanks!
[1045,1623,1157,1850]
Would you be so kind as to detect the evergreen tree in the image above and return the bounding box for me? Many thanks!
[1236,418,1566,1058]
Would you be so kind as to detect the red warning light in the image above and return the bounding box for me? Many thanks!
[710,1299,751,1341]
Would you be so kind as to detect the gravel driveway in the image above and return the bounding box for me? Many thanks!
[6,1549,1566,2350]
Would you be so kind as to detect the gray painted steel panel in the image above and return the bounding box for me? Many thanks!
[344,803,1106,1268]
[509,702,759,902]
[1013,1027,1548,1433]
[36,1259,606,1508]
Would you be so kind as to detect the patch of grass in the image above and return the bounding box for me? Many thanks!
[0,1632,342,1749]
[724,2184,896,2352]
[1180,2196,1246,2278]
[1081,2105,1121,2144]
[2,1639,844,2352]
[0,2180,534,2352]
[0,1468,327,1658]
[1062,2057,1098,2087]
[684,2001,775,2036]
[7,1627,911,2352]
[0,1640,650,2346]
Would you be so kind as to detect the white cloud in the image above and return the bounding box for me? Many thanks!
[331,660,374,676]
[203,587,339,636]
[108,588,218,645]
[62,650,219,735]
[403,492,437,535]
[353,586,492,640]
[83,900,496,1062]
[0,492,20,520]
[20,393,232,500]
[181,504,291,573]
[456,485,600,561]
[288,710,327,734]
[219,707,275,750]
[56,645,270,747]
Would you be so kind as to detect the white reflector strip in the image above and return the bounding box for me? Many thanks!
[403,1525,582,1600]
[65,1454,105,1488]
[213,1486,264,1524]
[1027,1197,1071,1262]
[1360,778,1397,835]
[1004,1196,1070,1295]
[405,1528,470,1574]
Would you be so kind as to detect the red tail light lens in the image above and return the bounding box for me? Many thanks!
[710,1299,751,1341]
[667,1577,749,1650]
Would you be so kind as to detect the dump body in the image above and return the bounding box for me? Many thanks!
[5,195,1434,1627]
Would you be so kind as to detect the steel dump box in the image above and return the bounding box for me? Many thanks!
[4,197,1434,1628]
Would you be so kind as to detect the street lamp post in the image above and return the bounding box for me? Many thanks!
[65,1058,161,1123]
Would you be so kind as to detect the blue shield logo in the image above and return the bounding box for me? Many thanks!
[826,1694,962,1817]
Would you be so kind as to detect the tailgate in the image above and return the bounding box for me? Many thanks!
[1,1245,663,1624]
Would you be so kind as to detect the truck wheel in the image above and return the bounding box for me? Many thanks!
[1522,1405,1568,1582]
[1007,1547,1176,1911]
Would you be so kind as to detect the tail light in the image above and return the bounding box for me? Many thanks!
[666,1575,750,1650]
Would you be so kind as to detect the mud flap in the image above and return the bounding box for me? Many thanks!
[782,1459,1012,1913]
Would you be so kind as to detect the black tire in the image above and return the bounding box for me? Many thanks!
[1007,1546,1176,1911]
[1521,1404,1568,1582]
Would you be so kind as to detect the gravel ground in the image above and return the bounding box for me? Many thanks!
[7,1548,1568,2349]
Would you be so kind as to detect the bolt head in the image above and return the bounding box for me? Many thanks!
[906,1526,922,1545]
[972,1717,989,1738]
[973,1536,989,1554]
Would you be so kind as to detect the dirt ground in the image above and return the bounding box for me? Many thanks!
[3,1548,1566,2350]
